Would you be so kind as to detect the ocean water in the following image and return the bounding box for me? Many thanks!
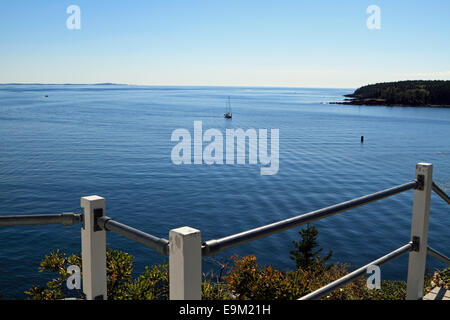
[0,84,449,299]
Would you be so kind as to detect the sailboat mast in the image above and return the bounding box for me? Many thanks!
[224,96,232,118]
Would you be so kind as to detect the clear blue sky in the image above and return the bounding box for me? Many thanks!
[0,0,449,88]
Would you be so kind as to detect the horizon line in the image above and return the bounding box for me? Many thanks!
[2,79,448,90]
[0,82,357,90]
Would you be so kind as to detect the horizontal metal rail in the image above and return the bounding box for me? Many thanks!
[432,182,450,204]
[97,216,169,256]
[0,212,82,226]
[427,246,450,265]
[299,242,413,300]
[203,180,418,256]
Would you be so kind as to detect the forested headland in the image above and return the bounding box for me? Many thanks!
[332,80,450,107]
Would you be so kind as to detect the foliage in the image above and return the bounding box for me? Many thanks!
[290,224,332,270]
[120,264,169,300]
[25,249,83,300]
[224,255,294,299]
[105,248,135,299]
[348,80,450,106]
[26,227,445,300]
[202,274,230,300]
[25,248,169,300]
[363,280,407,300]
[220,254,411,300]
[221,255,436,300]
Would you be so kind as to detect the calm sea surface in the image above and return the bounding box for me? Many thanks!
[0,85,449,299]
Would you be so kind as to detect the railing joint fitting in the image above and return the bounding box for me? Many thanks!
[415,175,424,190]
[411,236,420,252]
[97,216,111,231]
[93,208,104,232]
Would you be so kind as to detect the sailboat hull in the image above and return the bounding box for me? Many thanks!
[224,96,232,118]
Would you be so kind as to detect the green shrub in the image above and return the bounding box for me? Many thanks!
[222,254,367,300]
[25,225,443,300]
[121,263,169,300]
[202,274,230,300]
[26,249,83,300]
[25,248,168,300]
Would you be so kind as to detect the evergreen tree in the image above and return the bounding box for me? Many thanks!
[290,224,332,270]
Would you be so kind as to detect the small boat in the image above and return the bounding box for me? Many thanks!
[224,96,232,119]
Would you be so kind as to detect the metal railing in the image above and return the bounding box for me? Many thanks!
[427,246,450,265]
[432,182,450,204]
[97,216,169,256]
[300,242,415,300]
[0,163,449,300]
[202,180,418,256]
[0,212,81,226]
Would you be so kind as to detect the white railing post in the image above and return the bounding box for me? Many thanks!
[169,227,202,300]
[406,163,433,300]
[81,195,107,300]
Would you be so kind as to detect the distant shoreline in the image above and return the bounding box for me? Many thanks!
[330,80,450,108]
[0,83,125,86]
[329,101,450,108]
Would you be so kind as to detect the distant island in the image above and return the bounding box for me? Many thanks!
[331,80,450,107]
[0,83,126,86]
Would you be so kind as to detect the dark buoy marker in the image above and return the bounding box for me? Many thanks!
[361,136,364,143]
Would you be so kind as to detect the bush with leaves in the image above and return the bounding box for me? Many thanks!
[224,255,291,299]
[26,224,438,300]
[25,248,169,300]
[222,254,373,300]
[121,264,169,300]
[202,275,229,300]
[26,249,83,300]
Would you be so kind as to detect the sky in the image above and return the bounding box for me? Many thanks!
[0,0,449,88]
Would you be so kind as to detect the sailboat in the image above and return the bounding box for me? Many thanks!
[224,96,232,119]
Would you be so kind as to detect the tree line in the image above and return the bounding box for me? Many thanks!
[347,80,450,106]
